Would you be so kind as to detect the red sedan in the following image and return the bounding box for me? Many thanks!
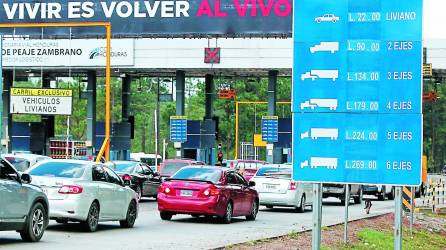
[158,166,259,224]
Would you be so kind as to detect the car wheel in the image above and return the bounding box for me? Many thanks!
[266,205,274,209]
[296,195,306,213]
[160,212,173,221]
[378,187,386,201]
[20,203,46,242]
[387,187,395,200]
[246,200,259,221]
[220,202,233,224]
[191,214,201,218]
[120,200,137,228]
[135,186,142,201]
[354,188,363,204]
[82,202,99,232]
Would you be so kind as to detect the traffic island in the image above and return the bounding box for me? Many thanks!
[222,213,446,250]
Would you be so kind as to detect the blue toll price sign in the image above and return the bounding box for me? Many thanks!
[261,116,279,143]
[170,116,187,143]
[292,0,422,186]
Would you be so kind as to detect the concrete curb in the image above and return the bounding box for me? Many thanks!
[212,211,393,250]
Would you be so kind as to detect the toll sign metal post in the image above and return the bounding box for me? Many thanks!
[395,187,403,250]
[344,184,350,244]
[312,183,322,250]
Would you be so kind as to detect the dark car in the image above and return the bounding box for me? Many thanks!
[106,161,161,200]
[0,158,49,242]
[322,184,362,205]
[158,166,259,223]
[158,159,205,179]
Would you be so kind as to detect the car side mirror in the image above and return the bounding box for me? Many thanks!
[248,181,256,187]
[21,173,32,184]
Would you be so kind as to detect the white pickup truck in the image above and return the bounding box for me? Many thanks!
[300,99,338,111]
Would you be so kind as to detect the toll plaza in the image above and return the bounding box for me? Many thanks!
[1,37,293,164]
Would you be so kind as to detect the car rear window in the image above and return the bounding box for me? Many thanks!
[171,168,222,183]
[28,162,86,178]
[5,157,30,172]
[161,162,189,175]
[256,167,292,179]
[114,162,138,173]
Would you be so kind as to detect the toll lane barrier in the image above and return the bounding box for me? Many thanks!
[419,179,446,213]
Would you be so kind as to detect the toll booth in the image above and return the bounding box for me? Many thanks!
[96,122,132,161]
[181,120,217,165]
[11,122,45,154]
[276,118,292,163]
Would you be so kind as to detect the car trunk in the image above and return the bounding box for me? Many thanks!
[166,180,215,199]
[254,177,291,194]
[31,176,77,200]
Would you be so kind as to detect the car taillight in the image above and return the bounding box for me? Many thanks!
[289,182,297,190]
[159,185,173,194]
[58,185,83,194]
[202,186,220,197]
[122,174,132,182]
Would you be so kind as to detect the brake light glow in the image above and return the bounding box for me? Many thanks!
[289,182,297,190]
[159,185,172,194]
[58,185,83,194]
[202,186,220,196]
[122,174,132,181]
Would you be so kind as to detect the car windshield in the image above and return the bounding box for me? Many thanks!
[114,162,138,173]
[28,162,86,178]
[161,162,189,175]
[256,167,292,179]
[171,168,222,183]
[4,157,30,172]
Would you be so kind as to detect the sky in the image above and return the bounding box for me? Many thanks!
[424,0,445,39]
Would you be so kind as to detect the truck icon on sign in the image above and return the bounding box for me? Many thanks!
[300,157,338,169]
[310,42,339,54]
[300,99,338,111]
[301,70,338,81]
[300,128,339,140]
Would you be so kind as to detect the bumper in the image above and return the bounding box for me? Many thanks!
[322,187,344,198]
[363,186,379,195]
[158,194,224,216]
[259,191,299,207]
[48,197,90,221]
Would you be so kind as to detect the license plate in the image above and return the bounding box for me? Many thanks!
[180,190,193,197]
[264,184,277,190]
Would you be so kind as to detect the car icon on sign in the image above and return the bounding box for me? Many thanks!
[315,14,340,23]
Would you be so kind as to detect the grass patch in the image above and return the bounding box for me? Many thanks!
[333,228,445,250]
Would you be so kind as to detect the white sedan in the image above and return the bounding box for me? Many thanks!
[315,14,340,23]
[252,165,313,212]
[26,160,139,232]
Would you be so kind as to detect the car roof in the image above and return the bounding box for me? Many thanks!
[3,153,50,160]
[181,165,231,171]
[112,160,139,164]
[39,159,95,165]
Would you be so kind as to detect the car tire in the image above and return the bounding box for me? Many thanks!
[82,202,100,232]
[135,185,142,201]
[354,188,363,204]
[246,200,259,221]
[160,212,173,221]
[20,202,47,242]
[378,187,386,201]
[387,187,395,200]
[220,202,233,224]
[266,205,274,209]
[120,200,137,228]
[296,195,306,213]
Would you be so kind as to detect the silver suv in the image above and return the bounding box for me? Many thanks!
[0,158,49,242]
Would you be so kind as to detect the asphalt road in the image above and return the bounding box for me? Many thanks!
[0,196,395,250]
